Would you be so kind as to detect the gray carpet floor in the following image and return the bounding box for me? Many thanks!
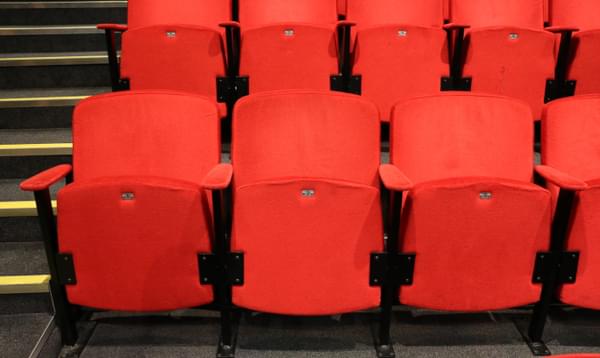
[0,312,51,358]
[35,308,597,358]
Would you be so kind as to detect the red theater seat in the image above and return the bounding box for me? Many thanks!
[388,94,552,311]
[21,91,223,312]
[346,0,448,122]
[543,95,600,310]
[238,0,340,93]
[549,0,600,96]
[448,0,555,120]
[99,0,230,97]
[230,90,382,315]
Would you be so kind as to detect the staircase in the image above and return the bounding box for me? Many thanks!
[0,1,125,356]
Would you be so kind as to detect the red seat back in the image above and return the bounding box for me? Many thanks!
[231,90,382,315]
[239,0,338,29]
[449,0,545,29]
[550,0,600,31]
[391,93,534,184]
[346,0,445,28]
[128,0,231,29]
[73,91,221,184]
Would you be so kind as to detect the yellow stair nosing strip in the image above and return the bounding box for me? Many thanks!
[0,274,50,294]
[0,200,57,217]
[0,143,72,156]
[0,55,106,62]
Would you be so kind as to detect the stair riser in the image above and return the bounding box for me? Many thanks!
[0,293,51,314]
[0,34,120,54]
[0,8,126,26]
[0,217,44,243]
[0,64,111,90]
[0,156,71,179]
[0,107,73,129]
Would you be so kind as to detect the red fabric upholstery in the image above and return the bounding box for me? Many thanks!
[543,96,600,309]
[535,165,587,191]
[121,25,227,94]
[391,94,551,311]
[231,90,382,315]
[239,25,339,93]
[560,182,600,310]
[346,0,445,28]
[379,164,412,191]
[202,163,233,190]
[117,1,230,96]
[450,0,554,120]
[567,30,600,95]
[232,91,380,187]
[352,25,449,122]
[127,0,231,30]
[21,164,72,192]
[449,0,545,29]
[550,0,599,32]
[59,91,221,311]
[73,91,221,184]
[239,0,338,29]
[391,94,535,184]
[348,0,448,122]
[542,95,600,182]
[59,177,213,311]
[337,0,347,17]
[399,177,551,311]
[462,27,555,120]
[551,4,600,97]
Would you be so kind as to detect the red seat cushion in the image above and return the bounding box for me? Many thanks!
[449,0,553,120]
[59,177,214,311]
[121,25,227,95]
[353,26,449,122]
[239,25,339,93]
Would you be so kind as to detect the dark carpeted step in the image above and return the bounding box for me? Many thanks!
[0,241,48,276]
[0,313,53,358]
[0,26,121,54]
[0,1,126,26]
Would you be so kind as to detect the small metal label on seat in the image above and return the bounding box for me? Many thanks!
[301,189,315,197]
[283,29,295,37]
[479,192,493,200]
[121,192,135,200]
[398,30,408,37]
[166,31,177,38]
[508,33,519,40]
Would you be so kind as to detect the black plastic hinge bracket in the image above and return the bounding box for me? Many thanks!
[532,251,580,284]
[118,79,130,92]
[199,252,244,286]
[441,77,472,91]
[217,76,249,103]
[330,74,362,94]
[56,253,77,285]
[545,79,577,103]
[370,252,415,286]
